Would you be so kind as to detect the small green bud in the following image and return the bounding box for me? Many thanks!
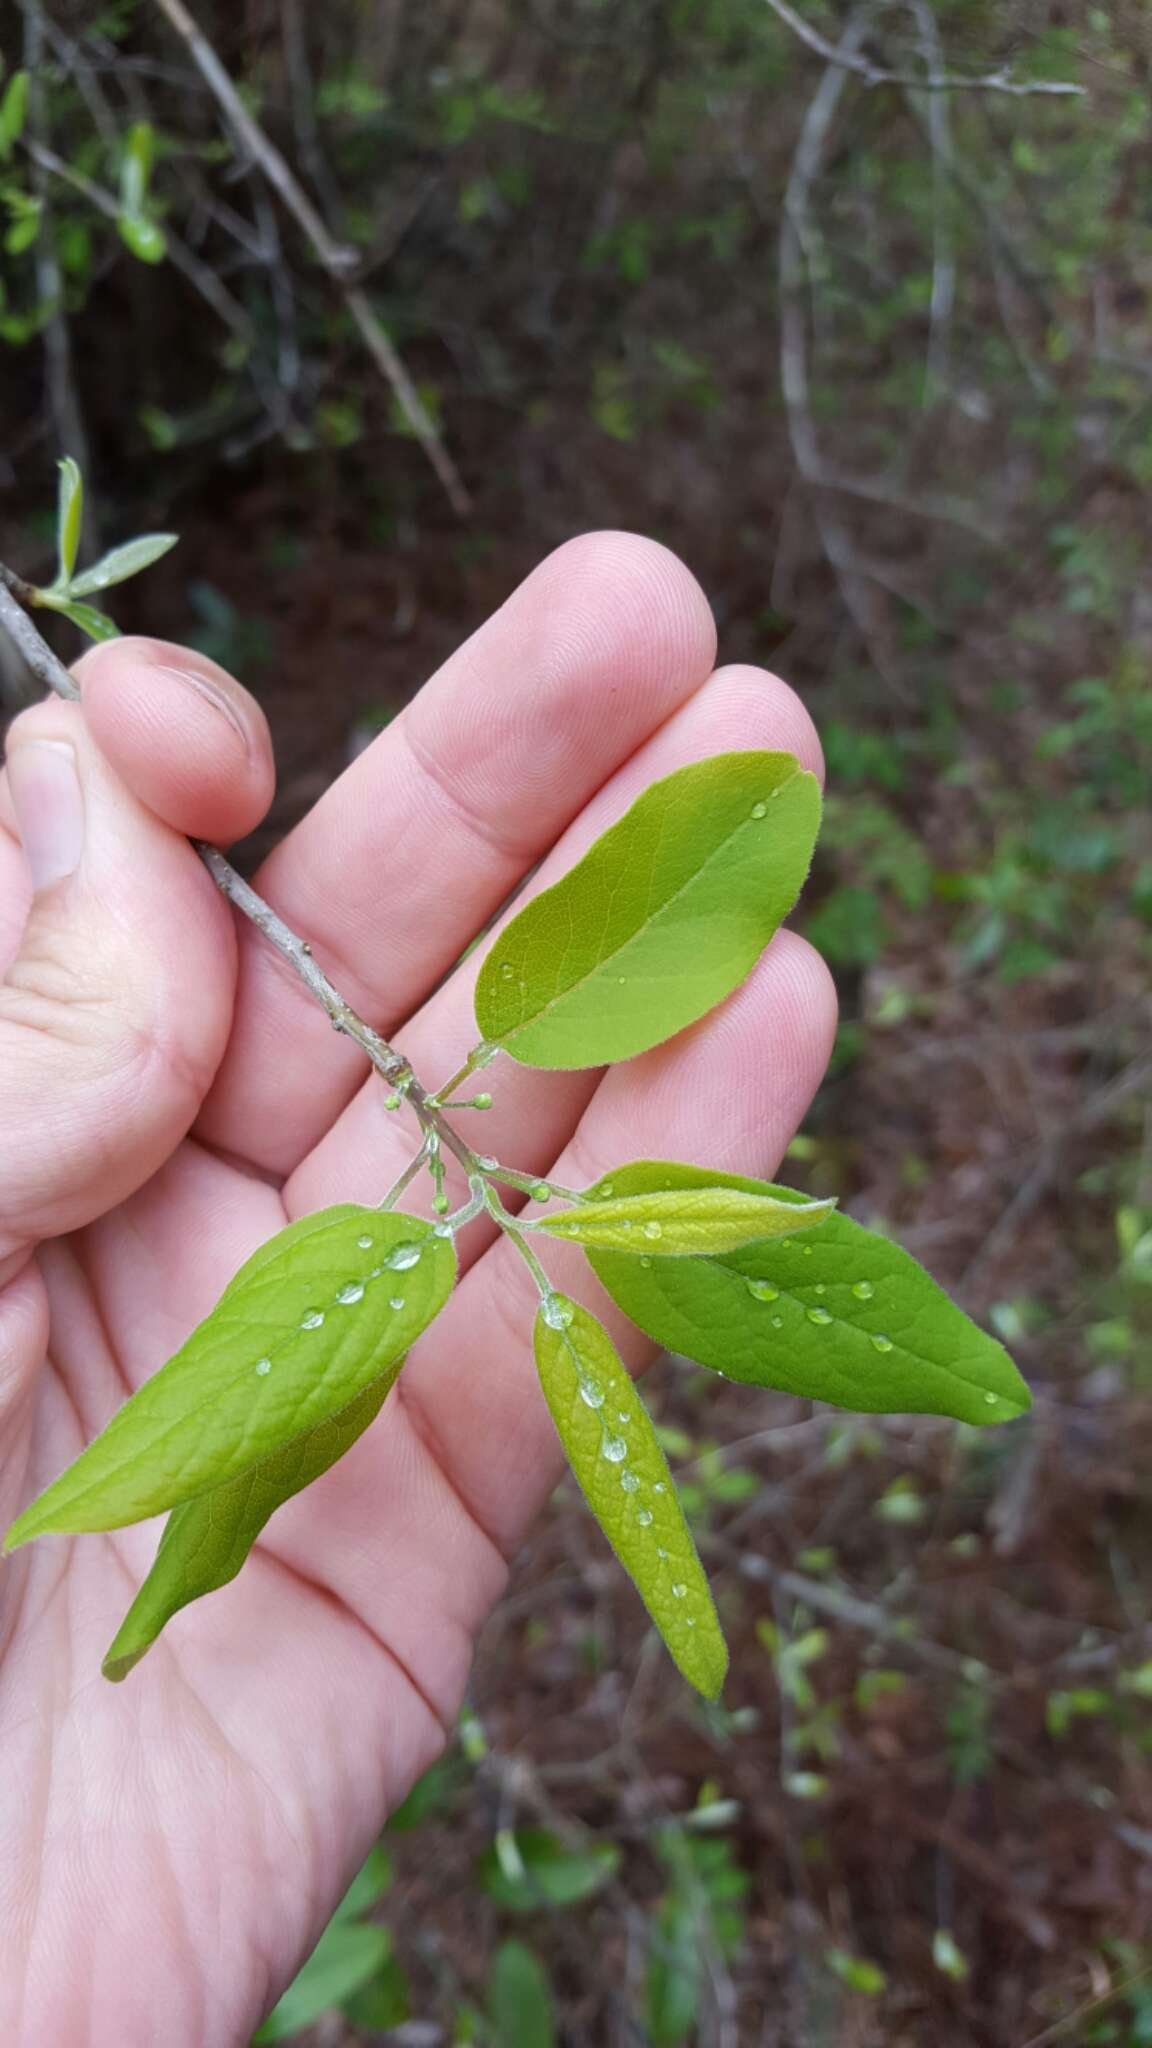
[473,1091,493,1110]
[432,1191,451,1215]
[383,1092,402,1111]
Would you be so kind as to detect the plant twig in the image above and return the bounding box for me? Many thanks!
[150,0,471,516]
[762,0,1084,96]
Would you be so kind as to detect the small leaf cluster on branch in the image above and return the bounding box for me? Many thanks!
[1,471,1030,1699]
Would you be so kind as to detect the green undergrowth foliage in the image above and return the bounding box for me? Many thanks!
[2,468,1030,1699]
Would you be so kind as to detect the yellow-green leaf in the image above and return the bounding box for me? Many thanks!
[5,1207,455,1547]
[533,1296,726,1697]
[475,751,820,1069]
[534,1180,835,1255]
[102,1369,399,1681]
[56,456,83,582]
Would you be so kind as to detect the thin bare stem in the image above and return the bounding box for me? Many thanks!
[150,0,471,516]
[761,0,1084,95]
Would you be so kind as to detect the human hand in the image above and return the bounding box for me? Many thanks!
[0,534,835,2045]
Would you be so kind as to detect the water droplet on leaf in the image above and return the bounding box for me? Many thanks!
[300,1310,324,1330]
[621,1471,641,1494]
[499,961,514,980]
[541,1294,574,1330]
[672,1583,687,1599]
[578,1378,605,1409]
[389,1296,405,1311]
[871,1333,893,1353]
[602,1436,628,1463]
[336,1281,365,1305]
[746,1279,779,1303]
[852,1281,875,1301]
[807,1307,833,1326]
[254,1358,272,1377]
[637,1508,654,1527]
[357,1234,374,1250]
[751,800,768,819]
[386,1243,422,1272]
[643,1221,662,1241]
[532,1182,551,1202]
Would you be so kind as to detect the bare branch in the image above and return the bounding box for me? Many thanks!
[151,0,471,515]
[762,0,1085,96]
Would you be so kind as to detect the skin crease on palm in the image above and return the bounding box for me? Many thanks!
[0,532,836,2046]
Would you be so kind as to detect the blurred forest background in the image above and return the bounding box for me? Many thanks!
[1,1,1151,2043]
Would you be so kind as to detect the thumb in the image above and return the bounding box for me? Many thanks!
[0,693,239,1273]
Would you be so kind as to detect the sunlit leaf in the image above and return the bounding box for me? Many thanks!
[69,532,178,596]
[533,1297,727,1696]
[488,1941,556,2048]
[535,1179,834,1255]
[102,1372,399,1680]
[55,456,83,582]
[5,1208,456,1546]
[475,751,820,1068]
[586,1163,1031,1427]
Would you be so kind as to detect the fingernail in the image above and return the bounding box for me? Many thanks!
[154,664,252,756]
[6,740,85,893]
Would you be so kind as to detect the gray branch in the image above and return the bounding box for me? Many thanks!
[762,0,1085,96]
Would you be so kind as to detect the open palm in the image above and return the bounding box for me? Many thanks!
[0,534,834,2045]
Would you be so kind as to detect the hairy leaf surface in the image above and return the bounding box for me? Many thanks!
[6,1207,455,1546]
[475,751,820,1068]
[533,1297,726,1696]
[103,1370,399,1681]
[535,1181,834,1255]
[587,1164,1030,1426]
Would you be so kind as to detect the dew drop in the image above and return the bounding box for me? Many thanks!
[598,1182,614,1198]
[637,1508,654,1527]
[602,1436,628,1463]
[746,1278,779,1303]
[672,1583,687,1599]
[541,1293,574,1330]
[389,1295,405,1311]
[984,1391,998,1406]
[643,1221,663,1241]
[751,800,768,820]
[357,1234,374,1251]
[640,1256,653,1269]
[807,1307,833,1326]
[653,1482,667,1495]
[771,1315,784,1329]
[657,1546,670,1559]
[802,1245,814,1257]
[621,1471,641,1494]
[300,1309,325,1330]
[432,1220,453,1238]
[532,1182,552,1202]
[871,1333,893,1353]
[617,1410,629,1423]
[579,1378,605,1409]
[386,1242,422,1272]
[815,1284,826,1296]
[476,1155,498,1172]
[499,961,515,980]
[685,1617,697,1630]
[336,1281,365,1305]
[617,975,626,985]
[852,1280,875,1301]
[254,1357,272,1377]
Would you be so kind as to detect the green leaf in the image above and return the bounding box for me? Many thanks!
[55,457,83,584]
[0,70,29,159]
[5,1208,456,1547]
[68,532,178,596]
[474,751,820,1069]
[478,1829,619,1912]
[253,1921,392,2041]
[488,1941,556,2048]
[586,1164,1031,1428]
[120,121,156,216]
[102,1372,399,1681]
[335,1842,393,1919]
[4,204,40,254]
[117,212,167,264]
[533,1297,727,1697]
[37,595,120,642]
[535,1181,835,1256]
[646,1892,701,2047]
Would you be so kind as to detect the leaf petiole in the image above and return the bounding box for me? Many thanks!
[481,1181,554,1301]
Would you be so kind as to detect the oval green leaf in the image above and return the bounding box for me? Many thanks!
[475,751,821,1069]
[103,1367,400,1681]
[253,1920,392,2042]
[38,593,120,642]
[534,1182,835,1255]
[586,1163,1031,1427]
[69,532,178,596]
[489,1941,556,2048]
[533,1296,727,1697]
[117,211,167,264]
[5,1207,456,1547]
[477,1829,620,1912]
